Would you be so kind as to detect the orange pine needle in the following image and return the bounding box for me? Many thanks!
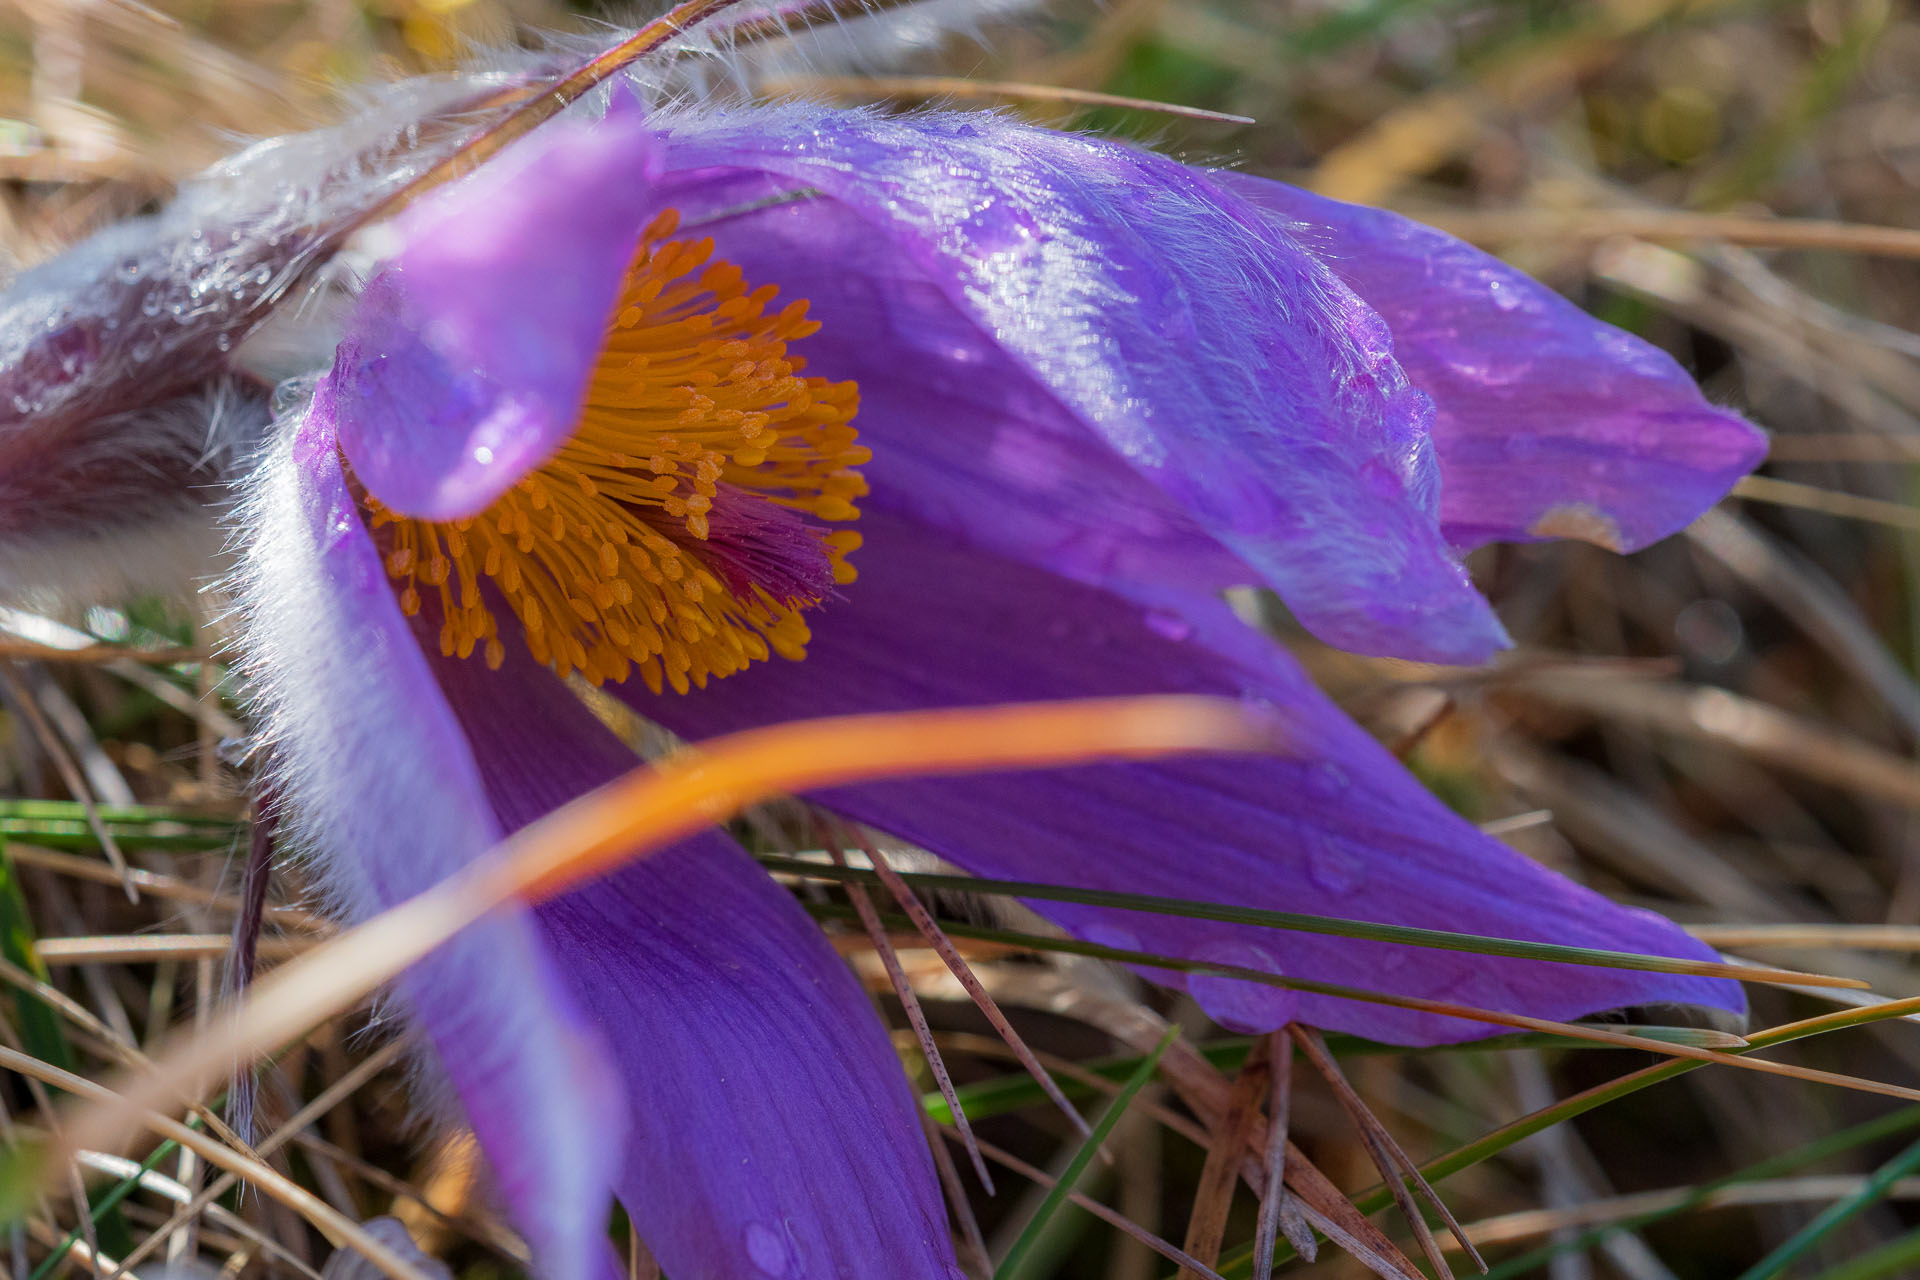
[54,696,1273,1178]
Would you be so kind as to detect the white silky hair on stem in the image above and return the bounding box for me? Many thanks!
[0,0,1049,620]
[654,0,1052,96]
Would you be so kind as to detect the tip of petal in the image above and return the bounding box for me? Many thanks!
[1528,502,1625,552]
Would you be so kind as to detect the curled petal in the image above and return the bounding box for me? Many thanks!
[647,104,1506,663]
[429,620,961,1280]
[665,184,1250,597]
[1222,175,1768,553]
[627,510,1744,1045]
[332,117,662,520]
[231,395,626,1280]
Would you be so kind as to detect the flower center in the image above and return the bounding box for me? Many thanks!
[363,209,866,694]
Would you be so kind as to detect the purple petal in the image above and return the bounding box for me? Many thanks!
[648,105,1506,663]
[331,118,661,520]
[231,392,627,1280]
[624,510,1743,1045]
[661,181,1251,598]
[1220,175,1767,553]
[427,622,961,1280]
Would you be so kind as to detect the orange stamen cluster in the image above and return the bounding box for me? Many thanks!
[363,209,866,693]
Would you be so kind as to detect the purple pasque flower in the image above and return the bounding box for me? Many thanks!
[227,96,1767,1279]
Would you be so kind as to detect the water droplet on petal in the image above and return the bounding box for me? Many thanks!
[473,445,494,466]
[1303,763,1349,799]
[743,1223,793,1276]
[1306,835,1368,897]
[1084,923,1140,955]
[1143,610,1193,643]
[1190,943,1293,1031]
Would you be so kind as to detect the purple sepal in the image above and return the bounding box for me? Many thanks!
[1221,174,1768,552]
[429,618,962,1280]
[254,385,958,1278]
[332,117,662,520]
[625,510,1745,1045]
[647,105,1507,664]
[236,399,628,1280]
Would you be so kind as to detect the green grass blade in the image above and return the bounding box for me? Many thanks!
[803,903,1755,1051]
[1735,1135,1920,1280]
[1481,1107,1920,1279]
[0,800,239,852]
[0,840,74,1074]
[763,855,1803,987]
[995,1025,1179,1280]
[0,838,134,1255]
[1806,1224,1920,1280]
[1212,998,1920,1276]
[26,1140,178,1280]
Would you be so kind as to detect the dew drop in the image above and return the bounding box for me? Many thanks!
[117,258,141,282]
[128,338,155,363]
[1189,944,1292,1031]
[1083,923,1140,955]
[1306,835,1368,896]
[472,445,495,466]
[215,333,233,353]
[1143,610,1193,643]
[1303,762,1349,799]
[140,293,162,317]
[743,1223,793,1276]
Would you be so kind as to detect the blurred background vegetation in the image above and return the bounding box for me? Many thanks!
[5,0,1920,1277]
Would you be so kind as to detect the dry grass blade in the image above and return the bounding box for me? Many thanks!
[1463,1176,1920,1250]
[1686,508,1920,743]
[1501,671,1920,810]
[853,830,1093,1140]
[1419,209,1920,258]
[1252,1030,1312,1273]
[1179,1038,1270,1278]
[951,1130,1228,1280]
[74,1153,314,1276]
[356,0,757,228]
[0,642,202,665]
[1127,1028,1423,1278]
[1695,925,1920,951]
[34,935,310,965]
[1734,475,1920,534]
[0,663,134,900]
[826,834,995,1193]
[0,956,247,1153]
[1291,1026,1485,1276]
[921,1108,991,1277]
[769,73,1256,123]
[3,844,327,931]
[56,698,1266,1184]
[0,1044,429,1280]
[103,1039,409,1280]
